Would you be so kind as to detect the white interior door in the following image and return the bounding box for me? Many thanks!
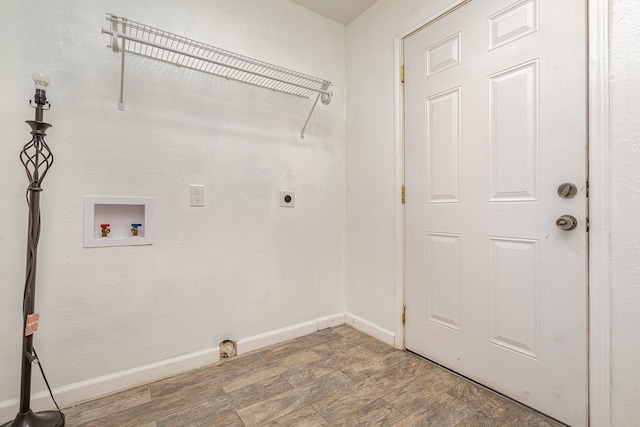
[404,0,588,425]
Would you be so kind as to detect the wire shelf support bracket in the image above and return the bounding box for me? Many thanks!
[102,14,333,138]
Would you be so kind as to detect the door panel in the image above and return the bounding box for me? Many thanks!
[426,232,463,331]
[404,0,588,425]
[488,236,539,359]
[488,60,538,201]
[426,88,462,203]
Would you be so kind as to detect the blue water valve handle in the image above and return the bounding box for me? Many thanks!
[131,223,142,237]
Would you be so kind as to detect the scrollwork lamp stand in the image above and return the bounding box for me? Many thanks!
[2,73,65,427]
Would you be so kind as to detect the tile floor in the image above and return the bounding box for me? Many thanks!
[62,325,563,426]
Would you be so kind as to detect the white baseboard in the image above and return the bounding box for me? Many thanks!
[1,312,385,423]
[236,320,318,355]
[344,313,396,347]
[317,313,345,330]
[236,313,345,355]
[0,347,219,424]
[0,313,346,423]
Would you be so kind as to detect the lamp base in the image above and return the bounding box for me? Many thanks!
[1,410,64,427]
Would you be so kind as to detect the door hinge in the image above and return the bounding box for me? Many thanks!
[586,180,589,198]
[401,65,405,83]
[402,185,406,204]
[586,217,590,232]
[402,305,406,325]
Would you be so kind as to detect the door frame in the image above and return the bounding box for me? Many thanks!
[393,0,611,425]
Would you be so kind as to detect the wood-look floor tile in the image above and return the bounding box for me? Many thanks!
[196,412,245,427]
[73,416,157,427]
[228,374,293,409]
[455,414,507,427]
[310,342,376,367]
[148,376,224,405]
[281,362,336,388]
[330,398,404,427]
[313,330,374,354]
[391,392,475,427]
[216,352,268,370]
[90,381,232,427]
[497,405,565,427]
[260,331,334,362]
[269,349,323,370]
[148,367,213,399]
[149,372,227,406]
[149,353,264,399]
[340,347,404,382]
[358,338,394,354]
[332,325,364,338]
[398,354,437,377]
[237,370,353,427]
[63,385,151,425]
[206,353,271,382]
[446,380,505,409]
[233,349,322,390]
[262,405,329,427]
[222,367,283,393]
[410,366,464,390]
[332,333,376,350]
[453,394,513,426]
[283,343,376,388]
[313,364,416,423]
[382,378,434,415]
[383,368,460,415]
[64,326,568,427]
[154,393,238,427]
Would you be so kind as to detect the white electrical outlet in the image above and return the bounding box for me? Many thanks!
[190,185,205,207]
[279,190,295,207]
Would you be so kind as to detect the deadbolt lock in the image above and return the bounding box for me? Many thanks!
[556,215,578,231]
[557,183,578,199]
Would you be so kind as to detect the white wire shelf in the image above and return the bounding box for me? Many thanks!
[102,14,333,138]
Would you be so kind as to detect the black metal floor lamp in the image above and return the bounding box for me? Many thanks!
[2,73,65,427]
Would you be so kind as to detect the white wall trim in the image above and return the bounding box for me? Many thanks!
[0,314,393,423]
[236,313,345,355]
[237,321,317,355]
[317,313,346,330]
[344,313,395,346]
[393,33,405,350]
[394,0,612,425]
[587,0,612,424]
[0,347,219,423]
[398,0,470,39]
[0,313,346,423]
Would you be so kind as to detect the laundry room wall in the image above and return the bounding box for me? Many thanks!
[0,0,346,418]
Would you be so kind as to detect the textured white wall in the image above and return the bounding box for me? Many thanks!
[345,0,640,424]
[610,0,640,424]
[2,0,638,422]
[0,0,346,409]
